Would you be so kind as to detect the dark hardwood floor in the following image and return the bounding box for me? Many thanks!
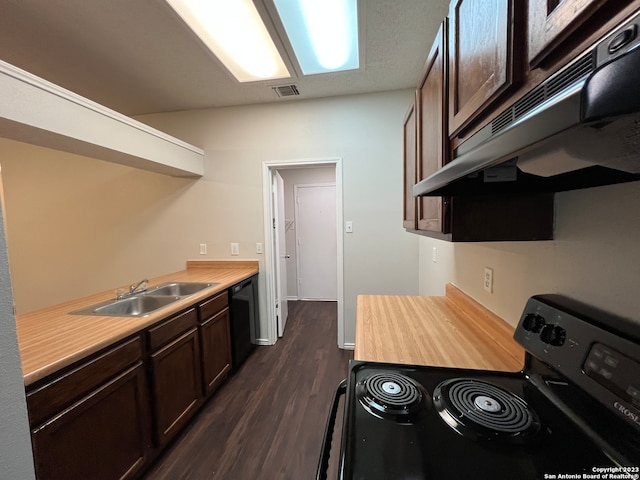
[144,300,353,480]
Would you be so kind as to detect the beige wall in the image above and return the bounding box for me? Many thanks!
[418,181,640,327]
[0,139,202,312]
[139,90,420,344]
[0,89,420,345]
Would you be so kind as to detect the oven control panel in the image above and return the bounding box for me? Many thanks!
[514,294,640,431]
[583,343,640,410]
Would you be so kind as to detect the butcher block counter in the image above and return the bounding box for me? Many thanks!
[16,260,258,386]
[355,284,524,372]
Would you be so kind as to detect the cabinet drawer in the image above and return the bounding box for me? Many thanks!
[148,307,197,351]
[26,336,142,427]
[199,291,228,321]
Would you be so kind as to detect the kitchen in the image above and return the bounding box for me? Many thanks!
[1,0,640,479]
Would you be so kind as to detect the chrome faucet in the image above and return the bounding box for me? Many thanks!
[130,279,148,295]
[116,279,148,300]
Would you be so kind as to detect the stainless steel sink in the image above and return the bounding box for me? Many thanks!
[71,294,180,317]
[148,282,217,297]
[70,282,217,317]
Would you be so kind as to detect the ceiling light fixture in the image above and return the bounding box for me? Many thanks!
[274,0,359,75]
[166,0,290,82]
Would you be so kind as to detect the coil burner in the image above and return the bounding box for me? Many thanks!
[356,372,430,422]
[434,378,541,443]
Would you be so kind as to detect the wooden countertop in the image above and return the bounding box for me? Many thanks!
[17,260,258,386]
[355,284,524,372]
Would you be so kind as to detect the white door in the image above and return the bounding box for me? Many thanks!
[273,171,289,336]
[295,184,337,300]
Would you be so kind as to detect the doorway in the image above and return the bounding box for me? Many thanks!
[262,159,344,348]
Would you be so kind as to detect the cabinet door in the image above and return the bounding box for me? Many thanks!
[150,328,202,446]
[416,22,447,233]
[528,0,610,67]
[200,307,232,397]
[403,103,417,230]
[448,0,521,135]
[31,363,151,480]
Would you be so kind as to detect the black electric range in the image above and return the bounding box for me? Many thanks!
[318,294,640,479]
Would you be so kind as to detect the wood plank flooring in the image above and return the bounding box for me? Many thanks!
[144,301,353,480]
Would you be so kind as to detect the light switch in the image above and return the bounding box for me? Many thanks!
[256,243,263,254]
[345,221,353,233]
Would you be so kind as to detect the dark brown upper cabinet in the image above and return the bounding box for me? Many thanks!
[528,0,611,67]
[402,103,417,230]
[416,21,448,234]
[447,0,523,136]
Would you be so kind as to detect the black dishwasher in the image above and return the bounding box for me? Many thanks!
[228,274,258,372]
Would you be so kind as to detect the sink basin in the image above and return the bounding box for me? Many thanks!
[70,282,218,317]
[71,294,180,317]
[148,282,217,297]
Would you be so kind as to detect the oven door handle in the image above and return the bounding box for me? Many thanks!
[316,379,347,480]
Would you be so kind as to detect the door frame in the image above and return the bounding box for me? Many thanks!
[273,171,288,337]
[261,158,345,348]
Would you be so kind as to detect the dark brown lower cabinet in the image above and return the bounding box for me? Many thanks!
[200,307,232,396]
[148,313,202,446]
[30,361,151,480]
[27,289,235,479]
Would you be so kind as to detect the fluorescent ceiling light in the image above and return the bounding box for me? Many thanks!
[166,0,290,82]
[274,0,359,75]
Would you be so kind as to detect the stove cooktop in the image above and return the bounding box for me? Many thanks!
[342,363,614,480]
[331,294,640,480]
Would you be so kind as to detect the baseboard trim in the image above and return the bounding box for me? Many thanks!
[342,342,355,350]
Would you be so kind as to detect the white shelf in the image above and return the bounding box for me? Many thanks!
[0,60,204,177]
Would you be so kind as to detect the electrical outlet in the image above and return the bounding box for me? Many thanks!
[199,243,207,255]
[231,243,239,256]
[432,247,437,263]
[484,267,494,293]
[256,243,263,254]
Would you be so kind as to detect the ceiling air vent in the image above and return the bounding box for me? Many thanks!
[272,84,300,98]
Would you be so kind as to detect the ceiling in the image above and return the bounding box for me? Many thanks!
[0,0,449,117]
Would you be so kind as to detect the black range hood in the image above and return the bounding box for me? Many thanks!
[414,10,640,197]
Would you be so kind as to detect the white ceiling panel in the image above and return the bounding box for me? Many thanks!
[0,0,449,116]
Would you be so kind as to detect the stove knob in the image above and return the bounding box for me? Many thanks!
[540,325,566,346]
[522,313,545,333]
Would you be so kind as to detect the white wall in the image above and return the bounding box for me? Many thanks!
[139,90,420,343]
[279,167,336,299]
[418,181,640,327]
[0,188,36,479]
